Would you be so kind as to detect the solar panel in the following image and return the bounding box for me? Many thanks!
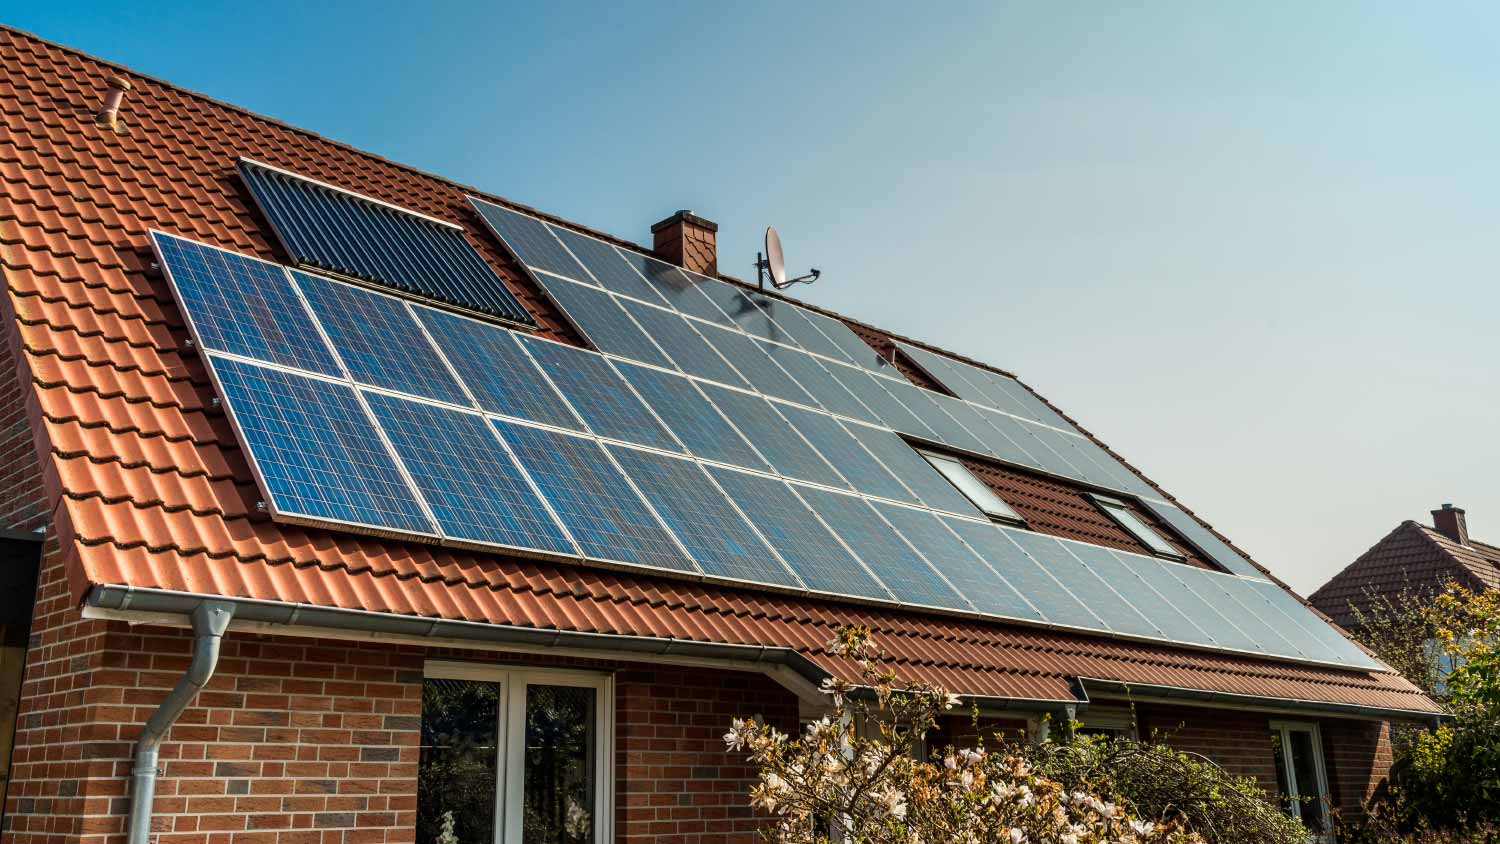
[773,404,916,504]
[932,394,1038,467]
[1140,500,1267,580]
[533,275,673,368]
[1246,580,1381,669]
[873,503,1040,621]
[239,162,532,325]
[1062,543,1206,643]
[891,384,991,455]
[824,366,938,439]
[547,225,670,306]
[678,271,768,334]
[1167,565,1305,658]
[841,425,983,516]
[492,420,695,572]
[210,355,432,535]
[1005,531,1163,638]
[724,290,783,342]
[151,231,342,377]
[613,251,736,326]
[292,270,469,405]
[469,197,590,281]
[794,307,891,373]
[615,299,751,388]
[707,467,889,601]
[1116,554,1255,651]
[983,373,1075,432]
[698,384,846,488]
[943,518,1103,630]
[1063,435,1158,498]
[1019,424,1091,481]
[773,305,863,364]
[516,336,681,452]
[968,408,1045,469]
[612,361,772,472]
[361,391,575,554]
[893,342,987,401]
[413,307,584,431]
[605,445,799,588]
[755,341,878,422]
[696,324,817,406]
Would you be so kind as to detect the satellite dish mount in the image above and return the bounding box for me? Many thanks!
[756,226,821,291]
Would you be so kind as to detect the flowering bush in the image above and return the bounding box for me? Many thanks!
[724,627,1215,844]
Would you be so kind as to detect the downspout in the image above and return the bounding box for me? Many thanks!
[127,601,234,844]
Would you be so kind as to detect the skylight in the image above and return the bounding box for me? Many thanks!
[1091,495,1184,559]
[918,450,1024,524]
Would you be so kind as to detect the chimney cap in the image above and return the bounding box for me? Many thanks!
[107,75,132,92]
[651,209,718,234]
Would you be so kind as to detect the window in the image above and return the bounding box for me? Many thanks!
[1076,706,1136,741]
[1090,494,1183,559]
[419,664,613,844]
[919,450,1024,524]
[1270,721,1332,840]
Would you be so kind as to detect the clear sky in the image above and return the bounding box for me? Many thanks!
[10,1,1497,595]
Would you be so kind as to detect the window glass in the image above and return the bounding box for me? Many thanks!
[419,679,501,844]
[1271,722,1331,837]
[524,685,597,844]
[1093,496,1182,559]
[919,450,1024,523]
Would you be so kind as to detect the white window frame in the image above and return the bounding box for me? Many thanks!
[918,449,1025,525]
[1269,719,1333,842]
[1077,706,1137,740]
[424,661,615,844]
[1089,494,1184,560]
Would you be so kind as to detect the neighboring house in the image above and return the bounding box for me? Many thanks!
[1312,504,1500,628]
[0,26,1439,844]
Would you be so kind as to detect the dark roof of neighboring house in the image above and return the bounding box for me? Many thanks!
[0,26,1438,718]
[1311,519,1500,627]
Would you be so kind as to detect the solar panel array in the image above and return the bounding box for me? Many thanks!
[152,224,1373,671]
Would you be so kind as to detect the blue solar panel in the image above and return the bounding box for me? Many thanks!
[1063,434,1157,498]
[874,503,1040,621]
[984,372,1076,431]
[698,384,846,488]
[891,384,991,454]
[1117,554,1255,651]
[616,300,751,388]
[796,487,967,610]
[932,393,1038,466]
[239,163,533,325]
[362,391,575,554]
[678,271,767,332]
[152,231,342,377]
[606,445,799,588]
[707,467,889,601]
[534,275,673,368]
[516,336,681,451]
[211,355,432,534]
[493,420,694,572]
[893,343,986,400]
[943,518,1102,630]
[974,409,1047,469]
[292,271,469,405]
[614,253,736,325]
[1003,420,1087,480]
[613,361,771,472]
[1167,565,1304,658]
[824,365,938,439]
[841,425,983,516]
[1005,531,1162,638]
[469,198,590,281]
[774,404,916,503]
[696,325,816,406]
[1062,543,1207,643]
[1140,500,1267,580]
[414,308,583,431]
[1246,580,1381,668]
[795,307,891,373]
[774,305,862,364]
[547,226,670,306]
[756,342,878,422]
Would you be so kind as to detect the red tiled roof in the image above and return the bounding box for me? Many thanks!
[0,26,1438,718]
[1311,520,1500,627]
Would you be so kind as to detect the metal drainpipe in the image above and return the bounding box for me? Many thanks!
[127,600,235,844]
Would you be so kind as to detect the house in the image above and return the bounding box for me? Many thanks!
[0,25,1440,844]
[1311,504,1500,628]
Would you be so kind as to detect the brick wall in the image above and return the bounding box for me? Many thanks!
[1320,717,1391,824]
[0,329,45,534]
[1136,704,1279,786]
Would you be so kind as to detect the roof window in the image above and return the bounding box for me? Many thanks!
[1091,494,1184,559]
[918,450,1024,525]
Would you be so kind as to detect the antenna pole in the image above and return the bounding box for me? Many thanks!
[755,252,767,291]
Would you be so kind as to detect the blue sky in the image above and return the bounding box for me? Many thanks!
[11,1,1498,594]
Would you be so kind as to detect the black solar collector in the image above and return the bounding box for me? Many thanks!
[239,159,534,326]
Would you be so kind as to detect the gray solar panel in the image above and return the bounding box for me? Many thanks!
[533,275,674,368]
[708,466,889,601]
[613,362,771,472]
[1064,544,1208,643]
[517,336,681,452]
[1246,580,1381,669]
[548,225,670,306]
[606,445,799,588]
[891,384,991,454]
[616,300,750,388]
[696,324,817,406]
[773,404,916,504]
[1006,531,1162,638]
[874,503,1040,621]
[933,394,1038,467]
[841,424,984,517]
[698,384,846,488]
[1168,566,1306,658]
[796,486,968,611]
[756,341,878,422]
[293,270,469,405]
[795,308,892,373]
[362,391,575,554]
[413,307,583,431]
[151,231,341,377]
[493,420,694,572]
[469,197,590,281]
[1140,500,1267,580]
[211,355,433,535]
[944,519,1102,631]
[613,251,736,326]
[825,365,938,439]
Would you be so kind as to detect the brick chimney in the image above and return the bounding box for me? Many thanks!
[651,210,718,276]
[1432,503,1469,546]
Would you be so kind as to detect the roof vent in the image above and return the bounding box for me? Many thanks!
[94,75,131,133]
[1432,503,1469,546]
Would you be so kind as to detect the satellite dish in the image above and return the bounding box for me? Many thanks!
[765,226,787,288]
[755,227,822,291]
